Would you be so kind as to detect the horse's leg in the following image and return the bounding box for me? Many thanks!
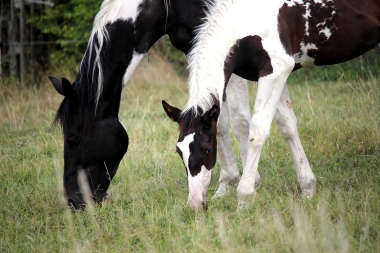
[215,74,264,198]
[274,84,316,197]
[214,94,240,197]
[237,58,292,209]
[226,74,261,188]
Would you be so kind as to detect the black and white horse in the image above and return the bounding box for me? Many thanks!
[163,0,380,210]
[50,0,256,209]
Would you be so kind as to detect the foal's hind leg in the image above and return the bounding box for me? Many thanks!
[214,74,260,198]
[215,94,240,197]
[274,84,316,198]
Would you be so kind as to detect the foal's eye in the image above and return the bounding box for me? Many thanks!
[203,147,212,158]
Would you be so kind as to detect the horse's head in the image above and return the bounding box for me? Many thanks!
[50,76,128,210]
[162,100,220,211]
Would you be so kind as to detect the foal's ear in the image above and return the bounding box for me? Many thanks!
[49,76,77,101]
[202,105,220,126]
[162,100,182,123]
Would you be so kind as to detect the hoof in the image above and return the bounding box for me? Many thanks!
[254,178,261,190]
[254,171,261,190]
[236,186,255,211]
[302,188,315,199]
[300,178,316,199]
[236,202,248,212]
[213,181,235,198]
[202,201,208,211]
[236,195,255,211]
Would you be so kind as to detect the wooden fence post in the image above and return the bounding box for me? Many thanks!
[9,0,17,77]
[20,0,25,86]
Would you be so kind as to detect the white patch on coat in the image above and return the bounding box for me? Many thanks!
[319,27,332,38]
[294,42,318,65]
[122,53,145,87]
[187,165,211,210]
[302,1,336,39]
[82,0,145,107]
[303,3,311,36]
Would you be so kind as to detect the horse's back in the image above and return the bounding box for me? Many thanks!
[277,0,380,66]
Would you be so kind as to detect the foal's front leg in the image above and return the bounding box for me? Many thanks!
[237,57,293,209]
[274,84,316,197]
[215,74,260,198]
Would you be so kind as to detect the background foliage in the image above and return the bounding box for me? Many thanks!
[31,0,103,68]
[29,0,380,80]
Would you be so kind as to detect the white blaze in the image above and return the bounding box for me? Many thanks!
[176,133,211,210]
[177,133,195,169]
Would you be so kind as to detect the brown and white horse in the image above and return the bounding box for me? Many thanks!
[163,0,380,210]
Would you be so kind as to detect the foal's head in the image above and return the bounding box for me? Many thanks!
[162,100,220,211]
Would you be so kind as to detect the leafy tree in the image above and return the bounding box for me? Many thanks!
[31,0,103,68]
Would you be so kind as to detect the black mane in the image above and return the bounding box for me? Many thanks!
[178,107,203,140]
[54,34,105,139]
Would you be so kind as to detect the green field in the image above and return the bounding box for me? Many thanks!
[1,52,379,252]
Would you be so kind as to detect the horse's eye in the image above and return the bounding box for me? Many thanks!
[67,136,79,148]
[67,136,78,143]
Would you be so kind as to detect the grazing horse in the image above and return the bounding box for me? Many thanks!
[50,0,256,209]
[163,0,380,210]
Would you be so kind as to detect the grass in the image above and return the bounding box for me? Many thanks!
[0,51,379,252]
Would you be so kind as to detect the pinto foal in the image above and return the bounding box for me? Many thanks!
[164,0,380,210]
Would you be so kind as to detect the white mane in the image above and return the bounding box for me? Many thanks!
[185,0,239,115]
[81,0,132,108]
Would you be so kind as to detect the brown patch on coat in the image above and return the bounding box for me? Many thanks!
[224,35,274,83]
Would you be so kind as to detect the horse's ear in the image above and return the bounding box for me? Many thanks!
[49,76,77,101]
[162,100,181,123]
[61,78,77,101]
[49,76,64,96]
[201,105,219,126]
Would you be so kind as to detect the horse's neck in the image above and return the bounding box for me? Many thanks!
[168,0,218,53]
